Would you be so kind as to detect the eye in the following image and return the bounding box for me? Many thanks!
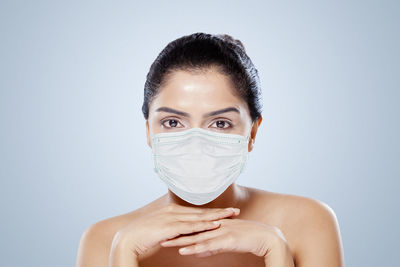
[210,120,232,130]
[161,118,183,129]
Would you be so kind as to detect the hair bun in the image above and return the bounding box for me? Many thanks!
[216,34,246,52]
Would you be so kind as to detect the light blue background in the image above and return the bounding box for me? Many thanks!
[0,1,399,266]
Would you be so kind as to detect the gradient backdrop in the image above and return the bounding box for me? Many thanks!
[0,1,399,266]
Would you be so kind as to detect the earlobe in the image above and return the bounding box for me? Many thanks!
[248,116,262,152]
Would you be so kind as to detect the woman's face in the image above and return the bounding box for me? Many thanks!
[146,67,261,151]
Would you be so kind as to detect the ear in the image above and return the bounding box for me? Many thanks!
[146,120,152,148]
[248,116,262,152]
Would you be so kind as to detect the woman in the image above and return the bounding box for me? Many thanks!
[76,32,344,267]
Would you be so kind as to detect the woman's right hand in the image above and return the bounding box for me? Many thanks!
[109,203,240,266]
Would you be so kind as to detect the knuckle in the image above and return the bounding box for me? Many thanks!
[219,209,229,214]
[194,221,206,230]
[168,220,185,232]
[218,209,234,217]
[165,203,177,212]
[173,220,184,228]
[162,223,174,233]
[192,213,202,220]
[200,241,212,250]
[204,220,216,227]
[217,218,229,225]
[182,221,196,232]
[192,223,201,232]
[192,221,210,231]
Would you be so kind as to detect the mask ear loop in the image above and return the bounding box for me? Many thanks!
[244,132,252,147]
[246,125,253,143]
[246,133,251,142]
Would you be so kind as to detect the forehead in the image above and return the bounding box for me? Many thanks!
[150,68,245,112]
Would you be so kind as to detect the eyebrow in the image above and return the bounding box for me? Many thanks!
[155,106,240,118]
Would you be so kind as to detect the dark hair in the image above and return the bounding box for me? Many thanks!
[142,32,263,123]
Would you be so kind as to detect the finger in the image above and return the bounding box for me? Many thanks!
[164,203,240,215]
[173,208,240,222]
[195,251,214,257]
[160,225,222,247]
[178,235,233,256]
[161,220,221,242]
[175,205,240,216]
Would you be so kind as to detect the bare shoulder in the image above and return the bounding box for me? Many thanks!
[75,194,167,267]
[245,186,340,228]
[245,186,344,267]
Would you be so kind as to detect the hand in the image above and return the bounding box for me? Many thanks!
[109,203,240,260]
[159,218,290,259]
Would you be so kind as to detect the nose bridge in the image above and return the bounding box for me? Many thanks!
[189,113,206,129]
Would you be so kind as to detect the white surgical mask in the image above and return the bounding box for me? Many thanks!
[150,127,250,205]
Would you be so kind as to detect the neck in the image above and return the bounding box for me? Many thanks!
[166,183,249,209]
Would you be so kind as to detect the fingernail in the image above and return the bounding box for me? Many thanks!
[225,207,240,214]
[179,247,189,254]
[213,221,220,225]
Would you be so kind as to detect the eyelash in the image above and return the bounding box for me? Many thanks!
[160,118,183,129]
[160,117,233,130]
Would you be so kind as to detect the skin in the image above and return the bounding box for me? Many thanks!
[76,66,345,267]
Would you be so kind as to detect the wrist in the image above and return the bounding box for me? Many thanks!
[109,231,139,267]
[263,228,295,267]
[264,244,294,267]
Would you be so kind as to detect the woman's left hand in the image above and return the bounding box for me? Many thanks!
[159,217,290,259]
